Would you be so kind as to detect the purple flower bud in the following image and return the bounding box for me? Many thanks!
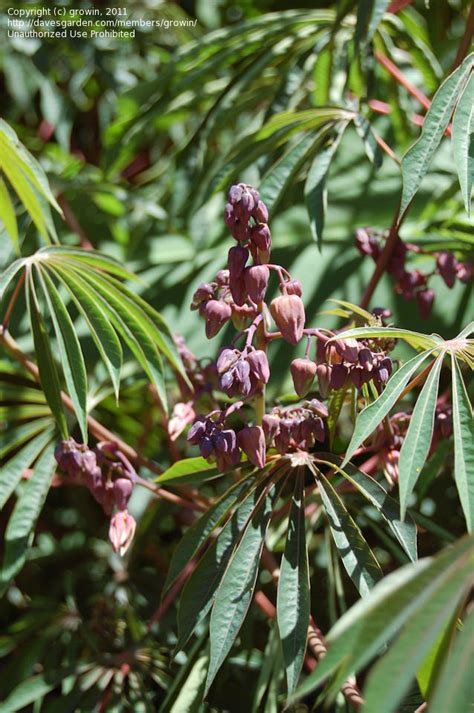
[228,185,243,204]
[456,262,471,283]
[109,510,136,556]
[351,367,370,389]
[187,418,207,444]
[215,269,230,286]
[192,283,214,306]
[204,300,232,339]
[252,200,269,223]
[249,224,272,251]
[228,246,249,279]
[224,203,235,229]
[416,288,435,320]
[114,478,133,511]
[270,295,305,345]
[244,265,269,304]
[436,252,457,288]
[199,436,214,458]
[217,348,240,373]
[290,358,317,396]
[230,220,249,242]
[246,349,270,384]
[238,426,266,469]
[280,279,302,297]
[229,274,248,306]
[316,363,331,398]
[375,357,392,384]
[308,399,329,419]
[372,307,392,320]
[235,358,252,395]
[262,414,280,443]
[358,348,373,371]
[335,338,359,364]
[330,364,348,390]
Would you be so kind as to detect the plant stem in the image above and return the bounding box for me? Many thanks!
[451,4,474,71]
[359,207,401,309]
[254,305,267,426]
[2,271,25,328]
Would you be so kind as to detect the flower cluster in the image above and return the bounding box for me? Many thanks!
[55,439,136,555]
[263,400,328,453]
[217,346,269,397]
[313,334,393,396]
[356,229,471,319]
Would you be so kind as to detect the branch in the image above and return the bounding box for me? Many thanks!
[451,4,474,71]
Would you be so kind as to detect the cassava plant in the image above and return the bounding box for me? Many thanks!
[0,3,474,712]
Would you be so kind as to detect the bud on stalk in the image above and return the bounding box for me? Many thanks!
[270,295,305,345]
[109,510,136,556]
[238,426,266,469]
[244,265,269,304]
[205,300,232,338]
[290,358,317,396]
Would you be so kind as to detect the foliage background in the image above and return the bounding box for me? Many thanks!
[0,1,472,712]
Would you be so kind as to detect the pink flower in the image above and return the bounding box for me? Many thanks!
[109,510,136,556]
[168,401,196,441]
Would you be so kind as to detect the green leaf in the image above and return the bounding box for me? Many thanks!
[277,472,310,695]
[451,354,474,533]
[361,550,472,713]
[429,609,474,713]
[400,53,474,218]
[0,443,57,596]
[176,479,264,652]
[315,470,382,597]
[452,71,474,216]
[0,176,18,252]
[0,258,25,302]
[0,150,50,243]
[353,114,382,169]
[259,131,325,215]
[0,417,52,460]
[329,326,440,350]
[342,349,434,467]
[163,473,256,593]
[304,123,347,248]
[326,386,347,447]
[316,456,417,561]
[0,429,54,511]
[290,535,474,703]
[398,355,444,519]
[36,267,88,442]
[47,264,122,400]
[55,264,167,412]
[41,246,138,282]
[205,481,279,694]
[156,457,222,486]
[26,272,68,439]
[0,666,80,713]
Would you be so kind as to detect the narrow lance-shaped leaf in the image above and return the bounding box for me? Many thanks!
[342,349,434,467]
[176,476,267,652]
[315,469,382,597]
[0,429,54,511]
[429,608,474,713]
[47,264,122,400]
[0,443,57,596]
[163,471,256,593]
[354,114,382,169]
[26,270,68,439]
[205,480,281,694]
[36,266,88,442]
[0,258,25,302]
[451,353,474,533]
[398,354,443,520]
[315,456,417,561]
[277,471,310,695]
[0,175,19,252]
[452,71,474,217]
[304,123,347,249]
[400,53,474,218]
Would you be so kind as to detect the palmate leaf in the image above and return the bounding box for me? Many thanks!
[205,479,281,695]
[452,71,474,216]
[291,535,474,704]
[451,354,474,533]
[0,442,57,597]
[277,471,310,695]
[342,349,434,467]
[398,354,444,519]
[400,52,474,219]
[314,469,382,597]
[0,429,54,511]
